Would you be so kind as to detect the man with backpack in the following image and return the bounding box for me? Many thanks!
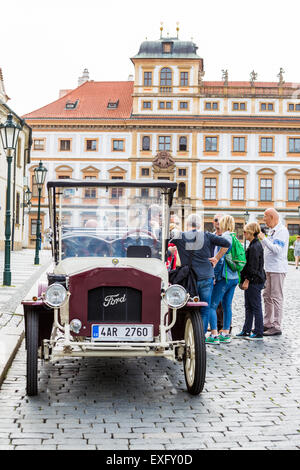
[206,215,246,345]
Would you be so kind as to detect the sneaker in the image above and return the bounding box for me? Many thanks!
[235,331,250,338]
[247,333,264,341]
[205,335,220,345]
[218,333,231,343]
[263,328,282,336]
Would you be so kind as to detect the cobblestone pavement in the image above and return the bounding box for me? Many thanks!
[0,249,52,330]
[0,265,299,450]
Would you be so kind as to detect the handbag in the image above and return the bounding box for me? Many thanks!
[168,249,198,298]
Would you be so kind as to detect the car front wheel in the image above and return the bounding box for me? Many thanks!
[183,309,206,395]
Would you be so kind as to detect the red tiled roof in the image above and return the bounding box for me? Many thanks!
[23,81,134,119]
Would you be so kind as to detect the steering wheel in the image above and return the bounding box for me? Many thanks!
[121,229,158,250]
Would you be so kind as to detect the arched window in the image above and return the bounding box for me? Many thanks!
[142,136,150,151]
[160,68,172,92]
[178,182,186,198]
[179,136,187,151]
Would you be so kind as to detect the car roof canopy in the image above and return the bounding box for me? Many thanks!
[47,178,177,190]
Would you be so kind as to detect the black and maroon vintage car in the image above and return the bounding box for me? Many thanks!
[22,179,207,396]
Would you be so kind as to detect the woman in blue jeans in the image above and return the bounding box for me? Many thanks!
[206,215,239,345]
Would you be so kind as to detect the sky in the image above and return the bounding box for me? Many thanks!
[1,0,300,116]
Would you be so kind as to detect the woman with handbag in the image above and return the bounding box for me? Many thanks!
[236,222,266,340]
[206,215,239,345]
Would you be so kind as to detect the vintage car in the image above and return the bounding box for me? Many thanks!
[22,179,207,396]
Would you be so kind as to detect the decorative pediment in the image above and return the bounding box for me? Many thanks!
[285,168,300,175]
[201,167,220,175]
[81,165,100,173]
[229,167,248,175]
[257,167,276,175]
[108,166,127,174]
[55,165,73,173]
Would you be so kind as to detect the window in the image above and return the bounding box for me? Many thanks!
[143,101,152,109]
[289,138,300,153]
[59,139,71,151]
[142,136,150,151]
[260,178,272,201]
[178,168,187,177]
[260,137,273,153]
[179,101,188,109]
[205,102,219,110]
[160,67,172,92]
[110,175,124,199]
[204,178,217,200]
[260,102,274,111]
[232,102,246,111]
[65,100,78,110]
[16,192,20,225]
[180,72,188,86]
[141,188,149,198]
[158,136,171,151]
[288,224,300,235]
[112,139,124,151]
[163,42,172,53]
[85,139,97,151]
[31,174,38,197]
[233,137,245,152]
[288,179,300,201]
[178,182,186,198]
[232,178,245,200]
[205,136,218,152]
[107,100,119,109]
[141,168,150,176]
[33,139,45,151]
[159,101,172,109]
[84,176,97,199]
[288,103,300,112]
[31,219,37,236]
[144,71,152,86]
[179,136,187,151]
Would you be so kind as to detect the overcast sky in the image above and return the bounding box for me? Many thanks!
[1,0,300,116]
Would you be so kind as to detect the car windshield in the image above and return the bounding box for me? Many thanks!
[51,183,169,261]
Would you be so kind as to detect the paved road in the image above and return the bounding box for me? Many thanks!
[0,265,299,450]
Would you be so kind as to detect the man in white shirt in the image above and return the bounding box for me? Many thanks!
[258,208,289,336]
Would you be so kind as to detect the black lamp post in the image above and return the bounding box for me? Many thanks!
[0,114,23,286]
[33,161,47,265]
[244,209,250,250]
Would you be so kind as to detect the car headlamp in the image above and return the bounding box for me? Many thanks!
[45,283,67,308]
[164,284,188,309]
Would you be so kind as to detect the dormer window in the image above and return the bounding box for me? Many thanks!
[65,100,78,110]
[107,100,119,109]
[162,42,172,53]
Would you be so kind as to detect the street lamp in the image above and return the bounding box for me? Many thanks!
[33,161,47,265]
[244,209,250,250]
[24,187,32,211]
[0,114,23,286]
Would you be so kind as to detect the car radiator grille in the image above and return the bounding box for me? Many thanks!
[88,286,142,323]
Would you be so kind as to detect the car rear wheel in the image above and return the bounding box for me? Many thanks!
[26,310,39,396]
[183,309,206,395]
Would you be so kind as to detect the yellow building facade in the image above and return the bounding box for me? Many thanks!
[24,34,300,244]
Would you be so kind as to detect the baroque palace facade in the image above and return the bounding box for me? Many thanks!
[23,33,300,246]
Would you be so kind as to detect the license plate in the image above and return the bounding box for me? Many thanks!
[91,324,153,342]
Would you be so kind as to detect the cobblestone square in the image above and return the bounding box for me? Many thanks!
[0,265,299,450]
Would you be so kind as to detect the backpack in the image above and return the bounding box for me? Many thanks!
[224,233,246,281]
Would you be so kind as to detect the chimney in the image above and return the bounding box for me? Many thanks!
[78,68,90,86]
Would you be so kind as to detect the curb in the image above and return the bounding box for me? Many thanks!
[0,260,52,388]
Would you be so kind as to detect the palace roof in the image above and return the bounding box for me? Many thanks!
[23,81,134,119]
